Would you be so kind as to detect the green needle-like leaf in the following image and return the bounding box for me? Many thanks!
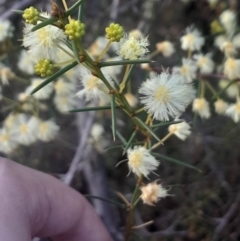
[104,145,124,152]
[153,153,201,172]
[151,120,182,128]
[84,195,126,209]
[111,94,117,141]
[105,142,144,152]
[119,64,134,93]
[99,59,151,67]
[30,61,78,95]
[69,105,120,112]
[31,17,58,31]
[116,130,127,146]
[12,9,24,14]
[78,0,84,21]
[123,130,137,154]
[134,117,161,143]
[65,0,83,18]
[215,79,235,98]
[71,40,80,63]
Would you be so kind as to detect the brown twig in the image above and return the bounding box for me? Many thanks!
[211,192,240,241]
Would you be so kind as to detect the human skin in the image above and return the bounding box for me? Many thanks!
[0,157,113,241]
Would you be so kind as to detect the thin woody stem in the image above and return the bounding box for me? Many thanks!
[62,0,71,21]
[54,59,75,67]
[115,191,131,207]
[134,107,145,114]
[200,79,205,98]
[150,132,173,151]
[205,80,219,99]
[145,114,151,125]
[119,64,130,94]
[96,40,112,62]
[131,220,154,230]
[148,49,159,59]
[125,176,142,241]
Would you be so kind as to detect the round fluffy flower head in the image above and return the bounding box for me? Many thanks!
[181,26,205,51]
[219,10,236,34]
[91,123,104,142]
[226,100,240,123]
[37,119,59,142]
[76,69,113,103]
[168,121,191,141]
[139,71,195,121]
[194,53,214,74]
[0,128,17,154]
[173,58,197,83]
[140,182,168,206]
[0,20,14,42]
[34,59,54,77]
[214,34,228,49]
[214,99,228,115]
[4,112,20,130]
[23,6,39,25]
[18,50,36,75]
[105,23,124,42]
[155,41,175,57]
[118,34,149,60]
[0,64,15,85]
[192,98,210,119]
[11,114,39,145]
[23,12,67,61]
[65,19,85,40]
[224,58,240,80]
[220,41,236,57]
[127,146,160,178]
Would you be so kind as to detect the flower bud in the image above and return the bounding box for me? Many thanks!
[65,19,85,40]
[34,59,54,77]
[105,23,124,42]
[22,6,39,25]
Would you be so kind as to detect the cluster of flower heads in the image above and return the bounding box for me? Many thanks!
[20,7,194,125]
[22,12,172,205]
[22,12,67,62]
[0,113,59,153]
[2,2,240,207]
[14,47,78,112]
[0,45,79,154]
[141,11,240,123]
[126,146,168,205]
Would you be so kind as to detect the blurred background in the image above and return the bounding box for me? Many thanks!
[1,0,240,240]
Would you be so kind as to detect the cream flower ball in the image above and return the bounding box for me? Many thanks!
[127,146,160,178]
[139,71,195,121]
